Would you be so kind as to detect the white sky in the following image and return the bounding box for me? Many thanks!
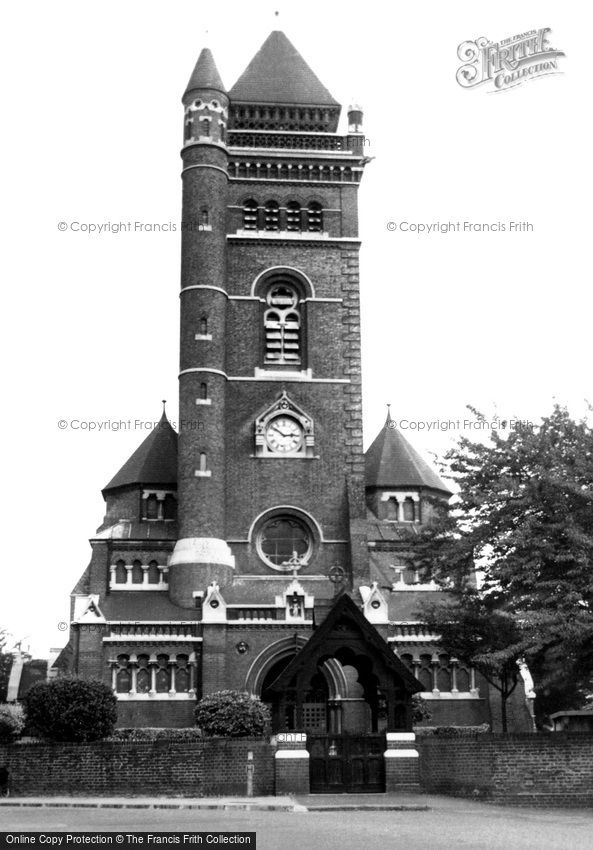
[1,1,591,655]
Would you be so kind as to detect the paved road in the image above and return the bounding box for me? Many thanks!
[1,801,593,850]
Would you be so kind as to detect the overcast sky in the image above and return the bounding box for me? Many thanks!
[1,1,590,655]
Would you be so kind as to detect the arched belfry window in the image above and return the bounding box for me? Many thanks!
[243,199,258,230]
[286,202,302,231]
[307,202,323,232]
[264,201,279,231]
[264,284,301,365]
[403,497,416,522]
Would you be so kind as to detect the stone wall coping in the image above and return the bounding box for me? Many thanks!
[274,750,310,759]
[386,732,416,742]
[385,750,419,758]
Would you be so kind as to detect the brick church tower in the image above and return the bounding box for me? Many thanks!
[60,31,500,740]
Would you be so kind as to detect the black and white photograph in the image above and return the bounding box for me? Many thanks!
[1,1,592,847]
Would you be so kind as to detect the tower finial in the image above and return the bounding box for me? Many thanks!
[162,399,167,415]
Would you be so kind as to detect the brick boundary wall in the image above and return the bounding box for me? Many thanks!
[0,739,274,797]
[417,733,593,807]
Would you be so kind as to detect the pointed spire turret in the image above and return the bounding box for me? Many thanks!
[365,412,451,495]
[183,47,227,102]
[102,405,178,493]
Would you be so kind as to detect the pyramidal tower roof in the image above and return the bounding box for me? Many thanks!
[365,412,452,495]
[184,47,227,99]
[228,30,339,106]
[103,409,178,493]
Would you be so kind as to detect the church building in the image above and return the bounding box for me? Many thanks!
[59,31,498,752]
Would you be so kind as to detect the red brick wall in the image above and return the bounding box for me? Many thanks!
[418,733,593,807]
[0,739,274,797]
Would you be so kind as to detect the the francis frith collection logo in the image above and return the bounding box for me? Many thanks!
[456,28,565,92]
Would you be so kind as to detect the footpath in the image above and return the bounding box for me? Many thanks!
[0,794,433,813]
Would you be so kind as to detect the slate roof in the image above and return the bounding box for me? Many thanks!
[229,31,339,106]
[184,47,227,98]
[365,414,452,495]
[103,412,178,493]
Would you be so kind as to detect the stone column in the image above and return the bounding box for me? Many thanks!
[384,732,421,792]
[274,732,310,795]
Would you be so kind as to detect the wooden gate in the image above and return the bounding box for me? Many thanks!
[307,733,386,793]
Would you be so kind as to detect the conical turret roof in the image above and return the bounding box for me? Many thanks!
[229,31,339,106]
[184,47,227,99]
[103,410,177,493]
[365,412,452,495]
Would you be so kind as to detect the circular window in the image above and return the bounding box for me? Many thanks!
[257,515,312,570]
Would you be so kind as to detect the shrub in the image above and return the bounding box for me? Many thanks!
[110,728,204,742]
[23,678,117,742]
[194,690,271,737]
[414,724,491,737]
[411,694,432,724]
[0,704,25,743]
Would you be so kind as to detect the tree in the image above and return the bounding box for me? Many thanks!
[0,630,12,703]
[412,406,593,723]
[194,691,271,737]
[0,703,25,743]
[24,678,117,742]
[422,593,533,731]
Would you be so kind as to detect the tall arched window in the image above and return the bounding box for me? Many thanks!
[403,498,416,522]
[199,452,207,473]
[132,559,143,584]
[202,118,211,136]
[307,202,323,232]
[264,284,301,364]
[176,655,190,692]
[116,655,131,693]
[200,208,209,227]
[385,497,399,521]
[163,493,177,520]
[199,316,208,335]
[136,655,151,693]
[200,382,208,400]
[264,201,279,231]
[243,199,258,230]
[115,559,127,584]
[286,202,302,231]
[156,655,170,693]
[145,493,158,520]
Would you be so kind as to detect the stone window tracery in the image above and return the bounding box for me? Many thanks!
[264,284,301,365]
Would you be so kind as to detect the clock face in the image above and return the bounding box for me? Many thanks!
[265,416,304,453]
